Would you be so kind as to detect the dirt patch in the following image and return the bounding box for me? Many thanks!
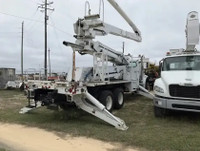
[0,123,138,151]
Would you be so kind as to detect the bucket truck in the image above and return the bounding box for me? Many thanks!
[20,0,152,130]
[154,11,200,117]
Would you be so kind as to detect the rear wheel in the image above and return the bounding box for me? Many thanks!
[99,90,114,112]
[113,88,124,109]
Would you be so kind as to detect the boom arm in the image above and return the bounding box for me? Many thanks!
[65,0,142,66]
[107,0,141,41]
[98,23,141,42]
[186,11,200,51]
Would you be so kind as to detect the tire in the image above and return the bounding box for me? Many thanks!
[113,88,124,109]
[98,90,114,112]
[154,106,167,117]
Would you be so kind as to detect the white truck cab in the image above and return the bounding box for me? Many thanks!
[154,49,200,116]
[154,11,200,117]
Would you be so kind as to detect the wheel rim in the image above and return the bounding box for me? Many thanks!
[106,95,113,110]
[118,92,123,105]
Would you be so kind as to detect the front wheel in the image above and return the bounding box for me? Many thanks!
[98,90,114,112]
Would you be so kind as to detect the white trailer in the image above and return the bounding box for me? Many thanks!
[154,11,200,117]
[20,0,152,130]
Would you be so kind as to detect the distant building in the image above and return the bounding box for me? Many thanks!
[0,68,16,88]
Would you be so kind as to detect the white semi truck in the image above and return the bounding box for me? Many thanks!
[154,11,200,117]
[20,0,152,130]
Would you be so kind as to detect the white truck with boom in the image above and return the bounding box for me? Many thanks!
[20,0,152,130]
[154,11,200,117]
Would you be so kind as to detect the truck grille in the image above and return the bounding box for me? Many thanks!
[169,85,200,99]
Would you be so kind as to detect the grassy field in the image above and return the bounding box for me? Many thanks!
[1,89,200,151]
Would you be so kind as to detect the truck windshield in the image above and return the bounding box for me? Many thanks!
[163,56,200,71]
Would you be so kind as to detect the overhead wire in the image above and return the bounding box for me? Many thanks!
[0,11,43,23]
[0,1,74,58]
[49,16,66,54]
[49,16,73,68]
[22,0,39,5]
[48,23,72,37]
[0,32,20,33]
[0,0,73,71]
[25,8,40,29]
[0,10,72,37]
[0,10,73,36]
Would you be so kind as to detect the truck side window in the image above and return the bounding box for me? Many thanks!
[129,62,137,67]
[194,62,200,70]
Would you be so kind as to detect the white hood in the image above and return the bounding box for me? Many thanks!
[161,71,200,86]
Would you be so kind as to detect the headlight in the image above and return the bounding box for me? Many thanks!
[154,85,164,93]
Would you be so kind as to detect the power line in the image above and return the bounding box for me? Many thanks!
[0,32,20,33]
[0,35,20,38]
[49,17,65,56]
[20,0,39,5]
[0,11,72,37]
[48,23,72,37]
[24,9,40,29]
[0,11,43,23]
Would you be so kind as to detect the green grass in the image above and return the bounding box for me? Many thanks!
[1,89,200,151]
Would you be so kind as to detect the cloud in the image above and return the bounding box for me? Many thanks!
[0,0,200,73]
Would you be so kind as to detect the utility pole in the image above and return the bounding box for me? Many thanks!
[122,42,125,54]
[48,48,51,77]
[72,50,76,81]
[21,21,24,82]
[38,0,54,80]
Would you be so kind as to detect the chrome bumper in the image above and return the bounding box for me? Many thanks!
[154,96,200,112]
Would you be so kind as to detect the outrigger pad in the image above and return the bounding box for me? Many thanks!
[19,102,42,114]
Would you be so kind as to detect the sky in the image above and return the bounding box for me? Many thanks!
[0,0,200,74]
